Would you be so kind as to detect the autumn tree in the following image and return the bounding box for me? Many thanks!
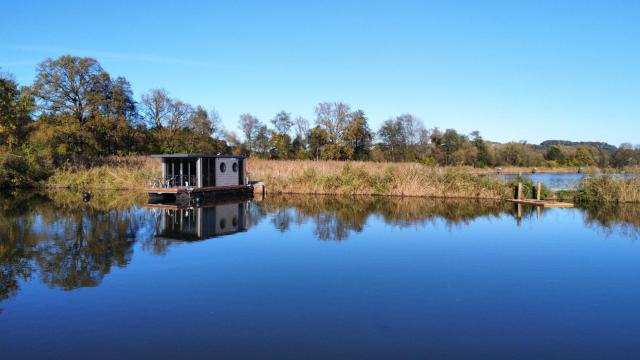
[271,110,293,135]
[378,114,424,161]
[253,124,272,157]
[86,74,139,155]
[315,102,351,144]
[470,131,494,167]
[292,116,310,157]
[495,142,543,166]
[265,110,293,159]
[207,108,224,139]
[378,118,404,161]
[106,77,137,122]
[308,126,330,160]
[33,56,106,125]
[451,141,478,166]
[572,146,597,166]
[343,110,373,160]
[30,56,142,157]
[239,113,261,155]
[183,106,223,152]
[269,133,292,159]
[140,88,172,129]
[167,100,193,131]
[545,145,567,165]
[0,73,34,150]
[439,129,466,165]
[294,116,310,142]
[612,144,640,167]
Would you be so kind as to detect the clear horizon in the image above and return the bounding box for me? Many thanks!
[1,0,638,145]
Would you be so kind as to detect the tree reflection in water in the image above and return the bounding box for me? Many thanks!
[0,190,151,300]
[1,190,639,303]
[259,195,514,240]
[581,203,640,239]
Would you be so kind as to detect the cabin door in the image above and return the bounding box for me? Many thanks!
[239,159,245,185]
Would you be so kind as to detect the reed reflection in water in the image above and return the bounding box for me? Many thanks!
[1,190,639,304]
[3,190,640,359]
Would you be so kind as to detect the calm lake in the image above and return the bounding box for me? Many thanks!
[1,191,640,359]
[493,172,638,190]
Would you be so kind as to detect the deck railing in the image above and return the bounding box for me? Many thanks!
[147,175,198,189]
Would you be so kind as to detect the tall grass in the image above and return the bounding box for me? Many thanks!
[40,157,639,203]
[248,159,510,199]
[46,156,160,190]
[576,176,640,204]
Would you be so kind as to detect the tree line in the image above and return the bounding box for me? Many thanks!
[1,55,639,178]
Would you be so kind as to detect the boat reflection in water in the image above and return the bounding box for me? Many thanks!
[145,198,250,241]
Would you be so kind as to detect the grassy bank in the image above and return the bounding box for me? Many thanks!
[44,158,512,199]
[251,160,640,202]
[249,159,510,199]
[19,158,640,203]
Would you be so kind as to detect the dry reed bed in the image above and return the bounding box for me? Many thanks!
[47,156,161,190]
[42,157,640,203]
[576,176,640,203]
[248,159,510,199]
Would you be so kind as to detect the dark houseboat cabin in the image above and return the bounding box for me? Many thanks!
[145,154,251,203]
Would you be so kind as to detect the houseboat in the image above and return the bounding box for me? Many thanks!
[145,154,252,204]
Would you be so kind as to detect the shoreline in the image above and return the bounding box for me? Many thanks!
[2,159,638,204]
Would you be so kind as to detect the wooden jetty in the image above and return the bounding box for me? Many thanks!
[509,181,574,208]
[507,199,574,208]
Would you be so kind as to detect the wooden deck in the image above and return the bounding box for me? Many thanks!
[507,199,574,208]
[144,185,251,194]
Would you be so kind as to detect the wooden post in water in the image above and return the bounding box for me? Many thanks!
[517,182,523,200]
[253,182,266,200]
[517,203,523,226]
[536,182,542,201]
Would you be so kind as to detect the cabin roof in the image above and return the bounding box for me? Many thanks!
[151,154,245,159]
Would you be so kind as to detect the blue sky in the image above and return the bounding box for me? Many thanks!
[1,0,638,145]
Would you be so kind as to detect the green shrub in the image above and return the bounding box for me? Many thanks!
[554,190,577,202]
[510,175,550,199]
[0,153,50,188]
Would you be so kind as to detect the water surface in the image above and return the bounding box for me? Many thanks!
[1,191,640,359]
[494,172,637,190]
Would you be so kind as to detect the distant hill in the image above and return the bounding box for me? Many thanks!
[539,140,617,152]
